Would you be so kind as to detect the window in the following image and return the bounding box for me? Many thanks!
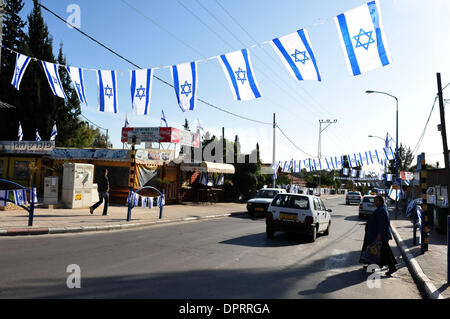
[319,199,326,211]
[256,190,278,198]
[291,196,309,209]
[13,161,30,180]
[272,194,289,207]
[363,197,375,203]
[313,198,320,211]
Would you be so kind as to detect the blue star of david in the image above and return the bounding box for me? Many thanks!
[104,85,113,99]
[52,76,59,85]
[291,49,309,64]
[180,81,192,97]
[136,85,146,100]
[235,67,247,84]
[14,67,21,83]
[75,82,82,93]
[353,28,375,50]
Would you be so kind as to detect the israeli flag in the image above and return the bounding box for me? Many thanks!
[50,122,57,141]
[141,197,147,208]
[324,158,331,171]
[293,160,301,173]
[385,132,393,148]
[148,197,154,209]
[378,172,384,180]
[13,189,28,206]
[97,70,119,113]
[0,190,9,207]
[67,66,88,104]
[363,151,371,165]
[271,29,321,81]
[11,53,31,90]
[32,187,38,204]
[271,161,282,171]
[358,153,365,167]
[383,146,395,161]
[133,193,140,207]
[351,170,357,178]
[161,110,168,127]
[348,154,357,168]
[35,129,41,141]
[18,122,23,141]
[157,194,165,208]
[172,62,198,111]
[360,171,366,178]
[130,68,154,115]
[282,160,289,173]
[303,159,312,172]
[386,174,393,182]
[218,49,262,101]
[216,174,224,186]
[335,156,344,170]
[42,61,66,99]
[343,168,349,176]
[313,159,322,171]
[335,0,391,76]
[124,114,130,128]
[369,150,380,164]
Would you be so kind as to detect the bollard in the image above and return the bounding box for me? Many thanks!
[126,188,133,222]
[413,212,417,245]
[28,186,35,227]
[159,190,165,219]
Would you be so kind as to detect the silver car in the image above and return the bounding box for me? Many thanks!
[358,195,377,218]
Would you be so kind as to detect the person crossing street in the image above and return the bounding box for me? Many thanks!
[90,168,110,216]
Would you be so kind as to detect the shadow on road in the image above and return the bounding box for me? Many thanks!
[219,232,313,247]
[298,269,367,296]
[344,216,364,222]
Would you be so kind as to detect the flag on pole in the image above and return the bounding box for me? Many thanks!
[97,70,119,113]
[13,189,28,206]
[35,129,41,141]
[18,122,23,141]
[67,66,88,105]
[196,119,204,131]
[218,49,262,101]
[41,61,67,99]
[50,122,57,141]
[124,114,130,128]
[385,132,393,148]
[11,53,31,90]
[335,0,391,76]
[130,68,153,115]
[172,62,198,111]
[271,28,321,81]
[161,110,168,127]
[0,190,9,207]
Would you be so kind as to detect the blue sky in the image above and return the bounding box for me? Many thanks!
[17,0,450,169]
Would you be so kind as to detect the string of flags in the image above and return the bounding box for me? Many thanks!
[198,173,224,186]
[127,191,165,209]
[17,122,58,141]
[4,0,391,115]
[273,145,395,174]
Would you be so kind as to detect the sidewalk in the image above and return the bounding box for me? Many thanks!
[0,201,248,236]
[390,211,449,299]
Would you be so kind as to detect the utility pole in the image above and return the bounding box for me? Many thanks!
[318,119,337,195]
[437,73,450,183]
[273,113,276,188]
[0,0,5,69]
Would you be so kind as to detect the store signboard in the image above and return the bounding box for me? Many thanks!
[122,127,199,148]
[0,141,55,155]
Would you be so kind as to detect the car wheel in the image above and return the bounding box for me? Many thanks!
[324,221,331,236]
[266,226,274,238]
[358,213,363,219]
[248,210,254,217]
[309,225,317,242]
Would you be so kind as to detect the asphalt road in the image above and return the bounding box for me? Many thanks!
[0,196,422,298]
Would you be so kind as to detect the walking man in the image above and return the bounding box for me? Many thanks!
[90,168,110,216]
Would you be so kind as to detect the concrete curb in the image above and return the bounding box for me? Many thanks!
[0,212,247,237]
[390,223,444,299]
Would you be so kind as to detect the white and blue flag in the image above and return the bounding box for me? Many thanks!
[218,49,262,101]
[50,122,57,141]
[335,156,344,170]
[18,122,23,141]
[383,146,395,161]
[216,174,224,186]
[303,159,312,172]
[271,29,321,81]
[343,168,349,176]
[351,169,357,178]
[42,61,66,99]
[171,62,198,111]
[97,70,119,113]
[369,150,380,164]
[0,190,9,207]
[348,154,358,168]
[13,189,28,206]
[11,53,31,90]
[130,68,153,115]
[35,129,41,141]
[124,114,130,128]
[32,187,38,204]
[335,0,391,76]
[293,160,301,173]
[67,66,88,105]
[161,110,168,127]
[385,132,394,148]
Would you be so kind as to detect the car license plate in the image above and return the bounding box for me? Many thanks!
[368,204,375,207]
[255,207,264,212]
[280,213,297,221]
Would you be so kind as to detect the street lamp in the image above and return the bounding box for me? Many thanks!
[366,90,399,218]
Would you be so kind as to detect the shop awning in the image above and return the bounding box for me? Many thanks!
[180,161,235,174]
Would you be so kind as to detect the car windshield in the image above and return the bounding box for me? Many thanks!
[255,190,278,198]
[272,194,309,209]
[363,197,375,203]
[348,192,360,195]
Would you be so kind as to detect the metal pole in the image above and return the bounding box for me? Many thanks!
[447,215,449,284]
[0,0,5,69]
[159,189,165,219]
[28,185,35,227]
[272,113,276,188]
[318,121,322,195]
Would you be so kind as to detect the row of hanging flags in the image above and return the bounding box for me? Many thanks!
[0,188,38,207]
[6,0,391,115]
[127,192,165,209]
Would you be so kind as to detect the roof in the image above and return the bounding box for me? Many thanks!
[180,161,235,174]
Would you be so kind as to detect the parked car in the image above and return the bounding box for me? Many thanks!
[346,191,362,205]
[266,193,332,242]
[359,195,377,218]
[247,188,287,216]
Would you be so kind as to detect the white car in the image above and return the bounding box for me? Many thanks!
[266,193,332,242]
[247,188,287,216]
[359,195,377,218]
[346,191,362,205]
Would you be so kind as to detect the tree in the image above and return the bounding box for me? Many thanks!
[183,118,190,131]
[389,143,414,172]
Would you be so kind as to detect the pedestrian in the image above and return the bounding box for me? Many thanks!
[90,168,110,216]
[360,195,398,276]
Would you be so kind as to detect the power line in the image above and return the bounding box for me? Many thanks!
[276,124,314,157]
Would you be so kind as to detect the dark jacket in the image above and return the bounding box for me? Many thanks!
[365,204,392,243]
[97,174,109,193]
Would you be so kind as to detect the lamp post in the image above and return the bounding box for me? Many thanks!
[318,119,337,195]
[366,90,399,218]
